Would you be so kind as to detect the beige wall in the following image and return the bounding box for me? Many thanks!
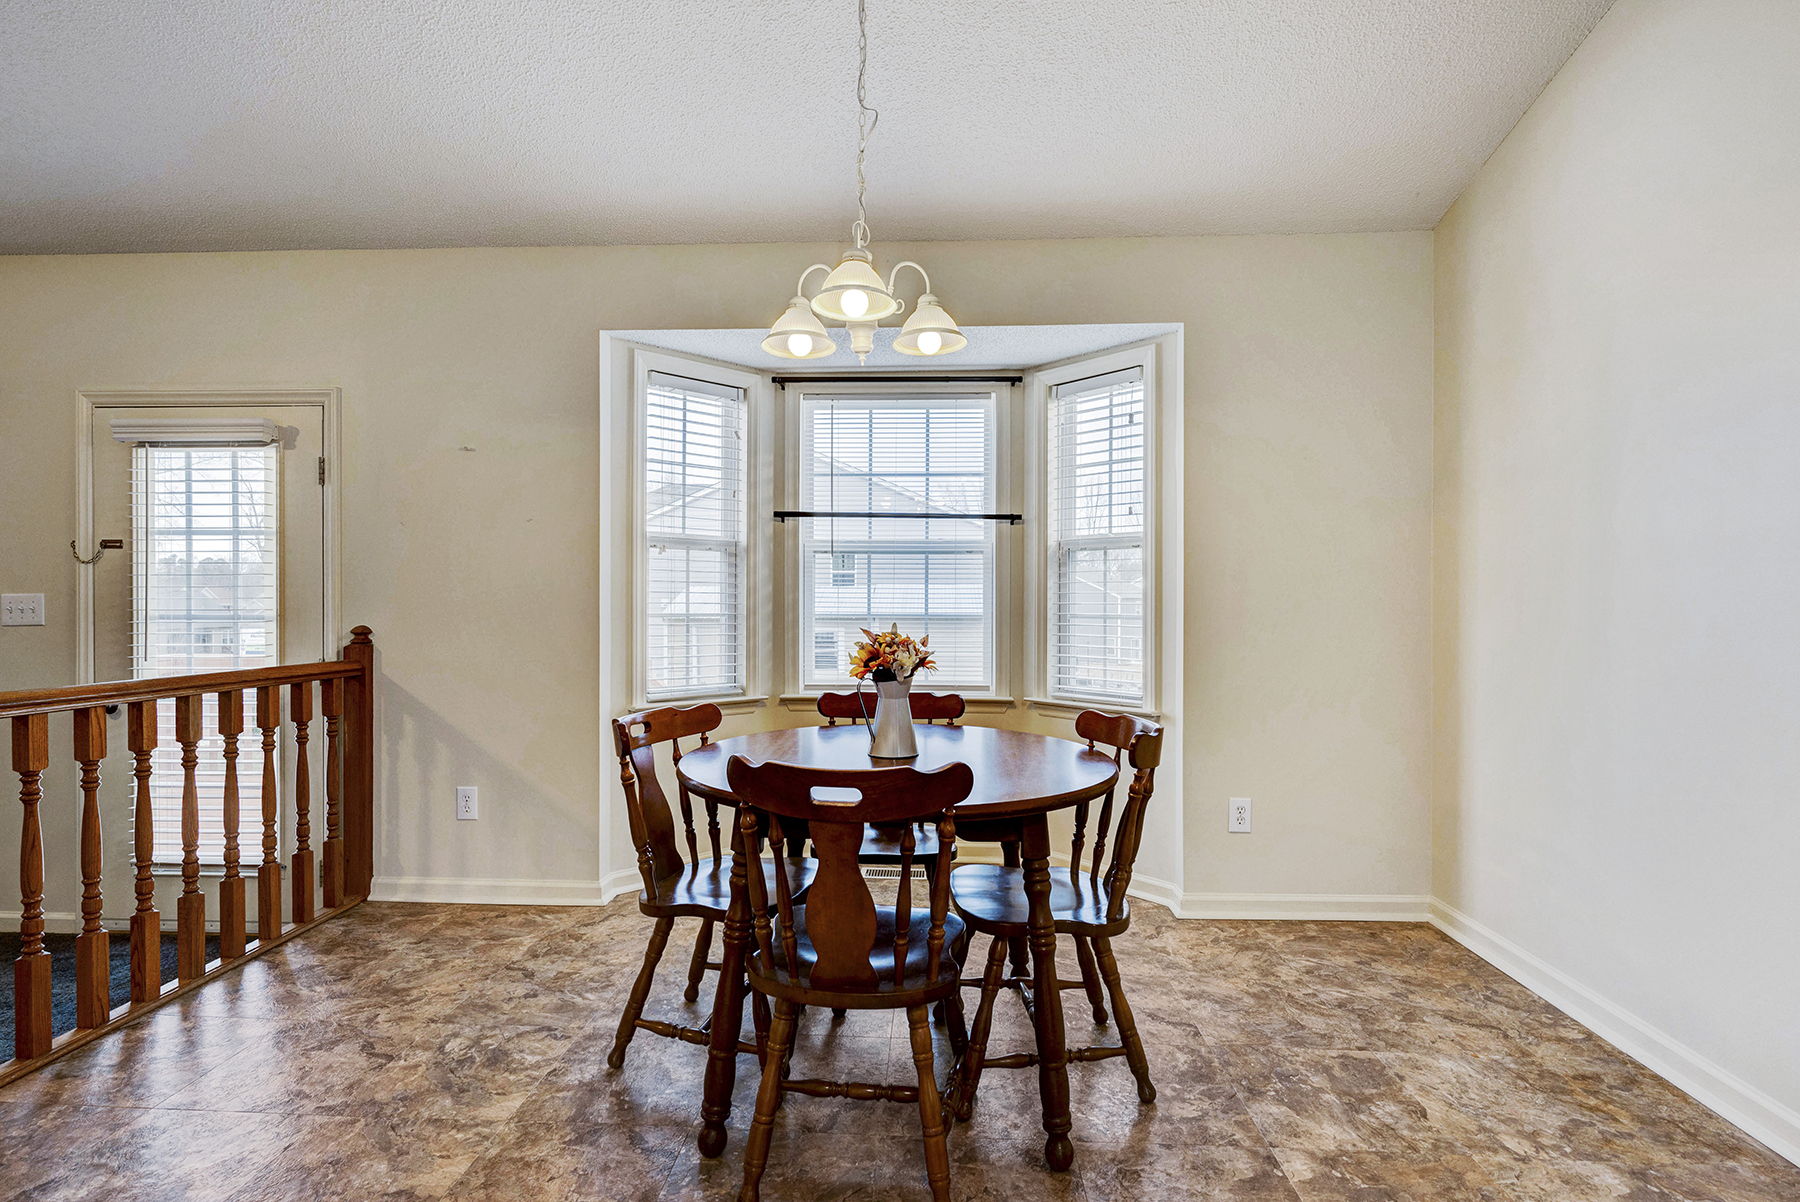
[0,231,1435,916]
[1435,0,1800,1142]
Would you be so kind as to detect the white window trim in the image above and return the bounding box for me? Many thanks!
[779,379,1015,699]
[1025,342,1164,714]
[629,348,770,709]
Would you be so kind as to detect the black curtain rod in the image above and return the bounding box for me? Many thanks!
[774,510,1023,525]
[772,374,1024,386]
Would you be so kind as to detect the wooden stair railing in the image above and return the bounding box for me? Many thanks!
[1,626,376,1085]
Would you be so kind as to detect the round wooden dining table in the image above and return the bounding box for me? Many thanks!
[677,722,1121,1172]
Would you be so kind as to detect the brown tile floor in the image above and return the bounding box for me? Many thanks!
[1,900,1795,1201]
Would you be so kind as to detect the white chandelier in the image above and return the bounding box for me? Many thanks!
[763,0,967,364]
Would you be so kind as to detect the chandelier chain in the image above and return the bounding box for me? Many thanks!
[853,0,879,248]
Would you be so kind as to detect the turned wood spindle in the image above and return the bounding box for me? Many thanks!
[128,700,163,1004]
[73,706,111,1028]
[174,693,207,981]
[320,677,344,909]
[290,680,315,924]
[255,686,282,942]
[217,690,247,959]
[12,713,52,1060]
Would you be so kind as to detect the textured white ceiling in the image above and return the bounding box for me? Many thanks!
[0,0,1613,255]
[615,324,1180,371]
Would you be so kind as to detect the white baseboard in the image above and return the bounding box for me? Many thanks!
[600,868,641,904]
[1429,899,1800,1167]
[1125,879,1429,921]
[0,909,82,935]
[367,876,609,906]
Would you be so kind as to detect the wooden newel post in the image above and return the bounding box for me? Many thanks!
[73,706,111,1028]
[217,690,247,959]
[290,680,316,924]
[12,713,52,1060]
[341,626,375,903]
[175,694,208,981]
[129,700,161,1004]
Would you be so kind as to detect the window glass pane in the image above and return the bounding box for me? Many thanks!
[131,444,279,863]
[643,371,746,699]
[1049,368,1147,704]
[801,395,995,691]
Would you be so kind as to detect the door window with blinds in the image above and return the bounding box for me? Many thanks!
[640,370,748,700]
[798,392,997,693]
[132,443,280,862]
[1046,366,1148,705]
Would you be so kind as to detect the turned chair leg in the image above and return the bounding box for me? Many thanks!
[907,1005,953,1202]
[952,935,1010,1121]
[1001,843,1030,979]
[1073,934,1109,1026]
[609,915,673,1069]
[684,917,715,1003]
[739,997,798,1202]
[751,989,773,1061]
[1094,935,1155,1103]
[944,982,969,1058]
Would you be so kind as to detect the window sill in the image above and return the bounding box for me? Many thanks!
[777,693,1017,713]
[1023,696,1163,722]
[635,694,770,714]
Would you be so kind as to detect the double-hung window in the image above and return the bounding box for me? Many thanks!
[640,370,748,700]
[1046,366,1148,705]
[797,392,997,693]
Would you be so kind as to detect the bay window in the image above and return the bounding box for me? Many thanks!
[619,335,1166,712]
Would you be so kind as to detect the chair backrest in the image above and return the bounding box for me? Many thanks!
[1071,710,1165,924]
[816,690,965,726]
[612,703,723,893]
[727,756,972,992]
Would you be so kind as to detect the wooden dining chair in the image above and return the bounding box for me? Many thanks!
[606,704,815,1070]
[947,710,1164,1117]
[816,690,964,877]
[816,690,966,727]
[727,755,973,1202]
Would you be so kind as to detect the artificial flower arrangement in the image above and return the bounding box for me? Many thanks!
[847,624,936,682]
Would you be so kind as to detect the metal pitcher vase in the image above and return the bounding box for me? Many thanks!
[867,676,918,759]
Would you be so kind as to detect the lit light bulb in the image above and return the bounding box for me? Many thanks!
[917,330,943,355]
[839,288,870,319]
[786,332,814,357]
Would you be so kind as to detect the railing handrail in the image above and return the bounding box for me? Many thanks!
[0,660,363,720]
[4,625,375,1083]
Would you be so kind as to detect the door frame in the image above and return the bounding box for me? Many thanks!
[74,387,344,683]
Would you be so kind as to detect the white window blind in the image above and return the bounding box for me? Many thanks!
[1048,367,1147,704]
[642,371,747,700]
[131,444,280,863]
[800,394,996,692]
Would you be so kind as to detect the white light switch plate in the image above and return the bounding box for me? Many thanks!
[1,594,45,626]
[456,786,479,820]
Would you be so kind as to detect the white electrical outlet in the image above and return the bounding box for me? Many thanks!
[456,786,479,820]
[1228,797,1252,833]
[1,594,45,626]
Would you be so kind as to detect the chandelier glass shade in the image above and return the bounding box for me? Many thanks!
[893,293,968,357]
[760,297,838,359]
[809,249,901,324]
